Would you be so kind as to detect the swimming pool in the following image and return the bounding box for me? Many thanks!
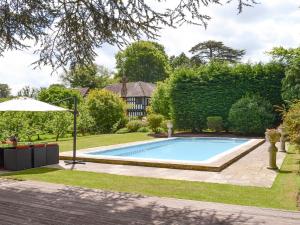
[85,138,250,163]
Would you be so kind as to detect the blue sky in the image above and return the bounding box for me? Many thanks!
[0,0,299,94]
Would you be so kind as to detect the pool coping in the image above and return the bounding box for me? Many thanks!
[60,137,265,172]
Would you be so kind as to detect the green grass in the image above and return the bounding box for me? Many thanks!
[2,145,300,210]
[47,132,154,152]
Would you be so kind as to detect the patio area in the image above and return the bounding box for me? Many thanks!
[52,142,286,188]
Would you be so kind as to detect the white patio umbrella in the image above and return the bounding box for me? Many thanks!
[0,97,67,112]
[0,97,82,164]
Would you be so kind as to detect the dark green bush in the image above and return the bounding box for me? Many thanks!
[147,114,164,133]
[207,116,223,132]
[169,62,284,131]
[126,120,145,132]
[228,95,275,135]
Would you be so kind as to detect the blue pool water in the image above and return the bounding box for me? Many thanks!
[87,138,250,162]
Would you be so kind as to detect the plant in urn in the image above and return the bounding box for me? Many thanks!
[265,129,281,170]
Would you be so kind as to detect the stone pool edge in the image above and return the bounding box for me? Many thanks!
[60,138,265,172]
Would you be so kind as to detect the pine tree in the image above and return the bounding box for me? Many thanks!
[189,40,245,63]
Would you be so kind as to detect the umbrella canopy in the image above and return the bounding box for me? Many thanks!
[0,97,68,112]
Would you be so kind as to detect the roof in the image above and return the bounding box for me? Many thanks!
[104,81,156,97]
[74,87,90,97]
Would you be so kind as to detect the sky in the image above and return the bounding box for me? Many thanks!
[0,0,299,95]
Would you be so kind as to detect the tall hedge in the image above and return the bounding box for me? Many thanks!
[169,62,284,131]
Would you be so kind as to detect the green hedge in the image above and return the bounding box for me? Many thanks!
[169,62,284,132]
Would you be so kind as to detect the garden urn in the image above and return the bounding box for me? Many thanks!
[167,121,173,138]
[278,125,287,152]
[265,129,281,170]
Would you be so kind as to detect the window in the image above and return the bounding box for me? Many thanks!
[135,97,143,105]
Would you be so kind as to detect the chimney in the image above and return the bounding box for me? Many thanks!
[121,76,127,98]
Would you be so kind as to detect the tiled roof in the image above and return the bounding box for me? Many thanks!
[104,81,156,97]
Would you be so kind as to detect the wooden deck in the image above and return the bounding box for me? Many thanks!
[0,179,300,225]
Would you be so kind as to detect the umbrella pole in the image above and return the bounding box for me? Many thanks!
[65,96,85,165]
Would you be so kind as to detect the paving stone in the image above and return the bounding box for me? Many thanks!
[49,142,285,187]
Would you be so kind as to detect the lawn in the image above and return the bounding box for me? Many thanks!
[47,132,154,152]
[2,145,300,210]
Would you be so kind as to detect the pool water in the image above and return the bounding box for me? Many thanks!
[86,138,250,162]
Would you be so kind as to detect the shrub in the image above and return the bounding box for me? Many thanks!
[147,114,164,133]
[150,81,171,118]
[112,118,128,133]
[155,127,165,134]
[137,127,150,133]
[87,89,126,133]
[228,95,275,135]
[283,101,300,144]
[126,120,145,132]
[169,62,284,131]
[115,127,129,134]
[206,116,223,132]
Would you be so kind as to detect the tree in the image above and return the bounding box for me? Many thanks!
[169,53,203,70]
[268,47,300,102]
[46,112,73,141]
[0,84,11,98]
[38,84,82,109]
[61,64,115,88]
[77,102,96,136]
[189,40,245,63]
[150,81,171,118]
[116,41,170,82]
[282,57,300,102]
[87,89,126,133]
[0,1,254,70]
[17,86,40,98]
[0,112,24,140]
[268,47,300,65]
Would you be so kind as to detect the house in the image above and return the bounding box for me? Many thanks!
[104,81,156,117]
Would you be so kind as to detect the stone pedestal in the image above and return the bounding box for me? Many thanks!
[268,143,278,170]
[280,136,286,152]
[167,121,173,138]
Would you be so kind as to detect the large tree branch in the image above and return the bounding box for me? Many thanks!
[0,0,256,71]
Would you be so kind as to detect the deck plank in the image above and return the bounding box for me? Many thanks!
[0,179,299,225]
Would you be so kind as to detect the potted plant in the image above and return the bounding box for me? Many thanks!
[265,129,281,170]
